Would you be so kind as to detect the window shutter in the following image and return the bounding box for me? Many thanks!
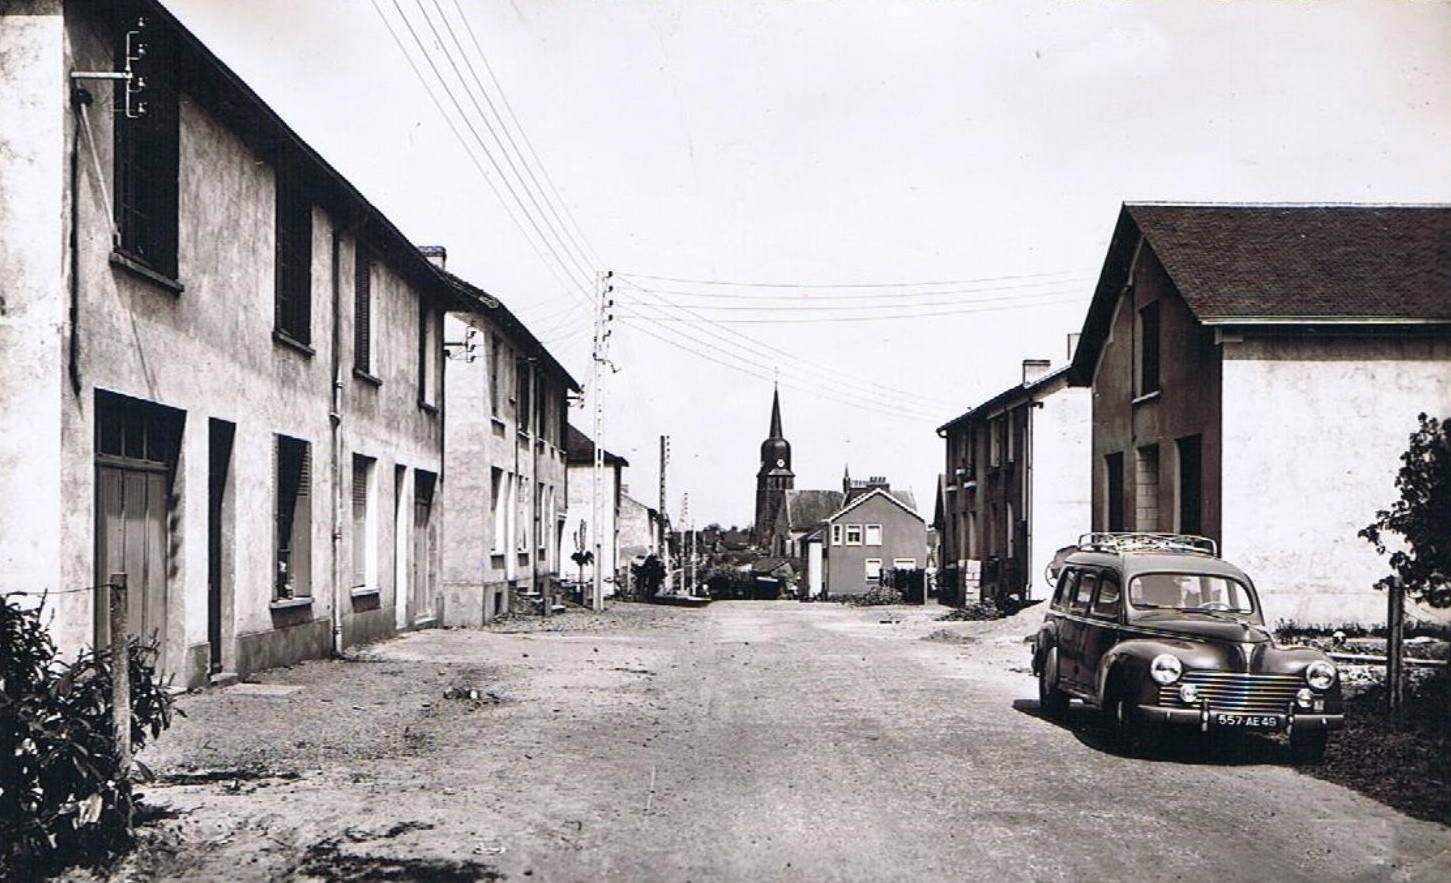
[354,243,371,371]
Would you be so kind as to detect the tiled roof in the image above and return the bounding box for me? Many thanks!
[1126,204,1451,322]
[1070,203,1451,384]
[565,424,628,466]
[785,490,845,530]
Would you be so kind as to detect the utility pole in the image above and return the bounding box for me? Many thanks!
[659,435,671,594]
[590,271,613,612]
[681,492,691,594]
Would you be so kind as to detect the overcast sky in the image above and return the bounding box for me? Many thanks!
[164,0,1451,528]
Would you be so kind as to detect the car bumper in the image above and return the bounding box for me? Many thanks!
[1138,704,1344,732]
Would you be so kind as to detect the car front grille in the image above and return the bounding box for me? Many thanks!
[1158,671,1303,714]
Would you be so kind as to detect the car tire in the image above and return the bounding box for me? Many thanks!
[1038,652,1069,721]
[1289,729,1329,765]
[1110,695,1158,758]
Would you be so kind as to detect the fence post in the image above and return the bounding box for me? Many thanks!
[1387,580,1405,725]
[108,572,132,787]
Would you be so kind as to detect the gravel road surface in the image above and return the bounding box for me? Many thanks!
[92,601,1449,882]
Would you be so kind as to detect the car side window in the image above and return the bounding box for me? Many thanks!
[1054,569,1078,611]
[1072,570,1097,613]
[1091,572,1122,618]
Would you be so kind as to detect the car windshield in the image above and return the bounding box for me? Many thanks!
[1127,573,1255,613]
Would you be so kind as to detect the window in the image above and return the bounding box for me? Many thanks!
[491,468,506,555]
[418,300,440,408]
[274,435,312,599]
[1072,570,1097,613]
[1053,569,1078,611]
[113,10,179,279]
[864,524,883,546]
[1136,445,1161,531]
[1105,452,1125,532]
[1137,300,1161,396]
[1177,434,1203,534]
[989,417,1003,466]
[274,146,312,345]
[830,524,843,546]
[515,358,532,430]
[845,525,863,546]
[1130,574,1254,613]
[864,558,883,581]
[353,242,373,374]
[351,454,375,591]
[489,334,502,416]
[1091,573,1121,618]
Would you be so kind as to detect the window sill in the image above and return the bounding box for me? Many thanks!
[350,586,380,599]
[353,368,382,387]
[1132,390,1162,407]
[269,595,313,611]
[273,330,315,357]
[110,251,184,294]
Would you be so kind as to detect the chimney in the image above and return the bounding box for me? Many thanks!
[1022,358,1051,385]
[419,245,447,270]
[1066,333,1080,362]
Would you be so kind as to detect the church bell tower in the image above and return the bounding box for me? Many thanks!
[754,386,795,546]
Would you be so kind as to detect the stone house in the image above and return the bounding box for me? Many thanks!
[807,488,927,598]
[936,358,1091,608]
[0,0,482,686]
[1068,203,1451,626]
[438,273,579,624]
[562,424,628,599]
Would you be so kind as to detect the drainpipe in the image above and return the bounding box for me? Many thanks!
[68,88,87,396]
[528,357,543,616]
[328,221,348,655]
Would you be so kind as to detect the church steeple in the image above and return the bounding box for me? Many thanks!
[753,385,795,546]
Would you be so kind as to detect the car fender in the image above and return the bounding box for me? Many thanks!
[1097,639,1181,706]
[1031,621,1058,676]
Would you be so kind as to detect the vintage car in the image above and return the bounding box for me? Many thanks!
[1030,533,1343,762]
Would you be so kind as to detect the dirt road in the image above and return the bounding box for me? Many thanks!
[106,601,1448,881]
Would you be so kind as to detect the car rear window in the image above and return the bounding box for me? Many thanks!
[1053,569,1078,610]
[1073,570,1097,612]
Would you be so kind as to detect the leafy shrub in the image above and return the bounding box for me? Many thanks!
[1,593,176,877]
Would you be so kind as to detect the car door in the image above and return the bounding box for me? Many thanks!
[1079,568,1123,703]
[1061,568,1100,692]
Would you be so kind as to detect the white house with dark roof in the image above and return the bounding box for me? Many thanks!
[1068,203,1451,627]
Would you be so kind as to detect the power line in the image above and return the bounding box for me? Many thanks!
[614,276,960,412]
[602,275,1095,303]
[372,0,589,311]
[617,293,1086,324]
[614,267,1093,289]
[615,282,1089,312]
[420,0,597,286]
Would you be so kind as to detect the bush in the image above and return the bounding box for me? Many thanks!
[841,585,902,607]
[1,593,176,877]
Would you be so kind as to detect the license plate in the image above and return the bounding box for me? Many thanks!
[1214,712,1283,731]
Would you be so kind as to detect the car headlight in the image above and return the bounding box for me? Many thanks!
[1150,653,1183,685]
[1305,660,1337,691]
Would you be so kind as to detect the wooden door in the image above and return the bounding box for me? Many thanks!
[95,463,169,671]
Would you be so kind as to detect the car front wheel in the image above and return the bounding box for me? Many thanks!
[1110,695,1158,758]
[1289,729,1328,765]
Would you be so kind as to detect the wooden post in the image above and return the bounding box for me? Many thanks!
[109,572,132,783]
[1387,580,1405,724]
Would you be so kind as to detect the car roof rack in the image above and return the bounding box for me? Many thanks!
[1077,532,1219,557]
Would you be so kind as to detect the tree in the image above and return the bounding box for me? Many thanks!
[1359,413,1451,722]
[1360,413,1451,609]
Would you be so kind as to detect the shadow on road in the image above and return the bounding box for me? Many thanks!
[1011,698,1297,766]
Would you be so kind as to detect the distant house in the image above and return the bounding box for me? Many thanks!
[617,492,661,570]
[807,488,928,598]
[763,489,844,558]
[1069,203,1451,626]
[937,358,1091,608]
[563,425,629,597]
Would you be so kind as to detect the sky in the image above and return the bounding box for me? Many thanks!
[162,0,1451,528]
